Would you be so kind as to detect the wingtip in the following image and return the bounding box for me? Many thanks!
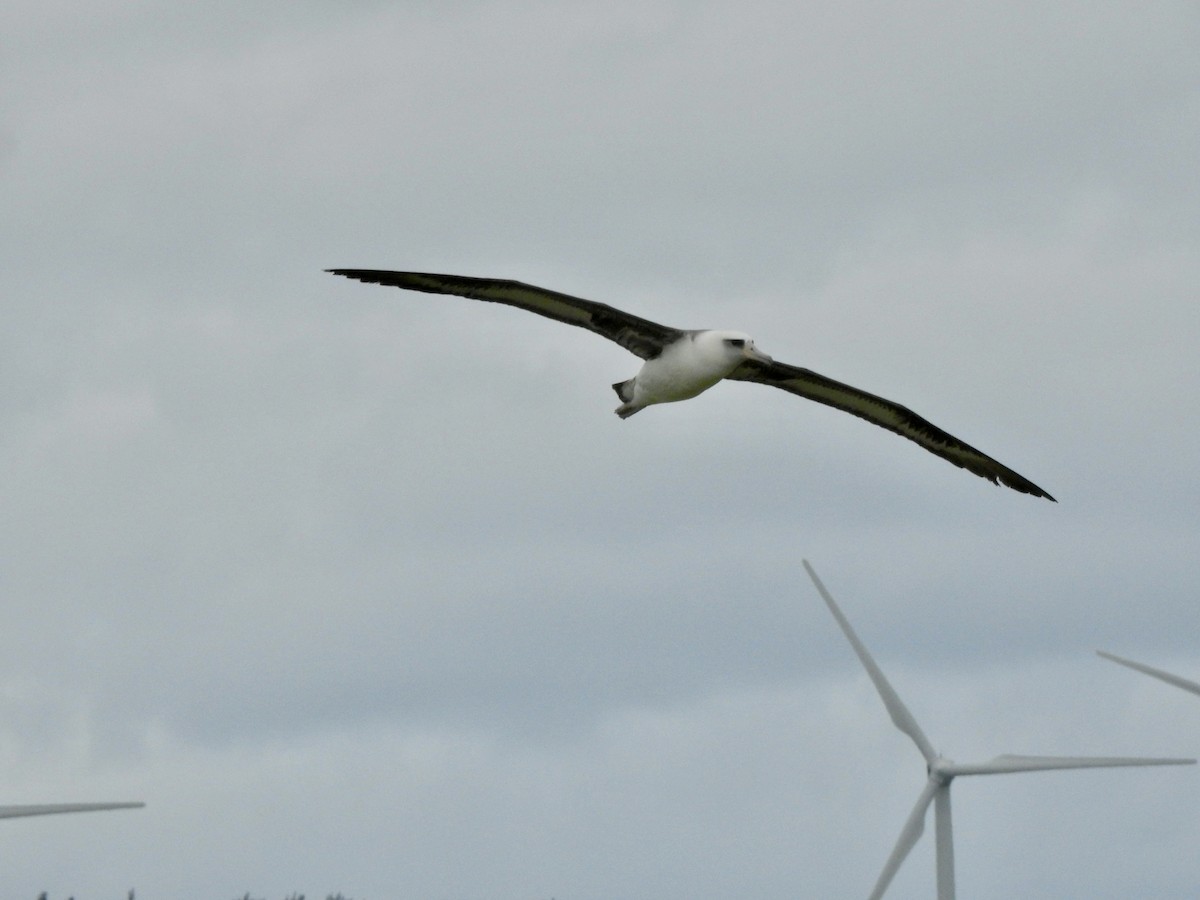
[326,268,377,284]
[1030,481,1058,503]
[1000,473,1056,502]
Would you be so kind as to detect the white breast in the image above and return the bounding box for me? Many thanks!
[631,331,748,406]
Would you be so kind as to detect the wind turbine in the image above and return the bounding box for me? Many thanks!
[0,802,144,820]
[802,560,1195,900]
[1098,650,1200,698]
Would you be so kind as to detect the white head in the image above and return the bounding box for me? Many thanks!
[707,330,773,366]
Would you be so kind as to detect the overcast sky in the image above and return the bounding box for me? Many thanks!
[2,2,1199,898]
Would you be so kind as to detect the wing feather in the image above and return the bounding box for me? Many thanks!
[326,269,681,360]
[729,359,1055,500]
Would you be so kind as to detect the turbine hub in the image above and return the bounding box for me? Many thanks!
[929,755,956,783]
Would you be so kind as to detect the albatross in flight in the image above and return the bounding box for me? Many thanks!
[327,269,1054,501]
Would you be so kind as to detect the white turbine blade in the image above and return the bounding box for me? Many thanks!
[868,776,940,900]
[941,754,1194,776]
[803,560,938,765]
[933,784,955,900]
[1098,650,1200,698]
[0,802,144,820]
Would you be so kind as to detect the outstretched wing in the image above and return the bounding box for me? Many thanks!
[728,359,1055,500]
[327,269,682,360]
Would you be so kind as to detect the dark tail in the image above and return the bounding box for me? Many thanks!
[612,379,635,402]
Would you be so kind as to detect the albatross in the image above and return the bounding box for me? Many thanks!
[327,269,1054,501]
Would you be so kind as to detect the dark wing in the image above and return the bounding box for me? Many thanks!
[326,269,683,360]
[728,358,1055,500]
